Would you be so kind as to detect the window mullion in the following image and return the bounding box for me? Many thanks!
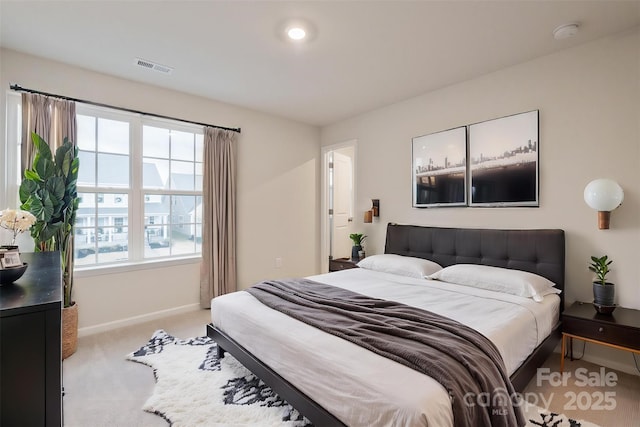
[129,117,144,262]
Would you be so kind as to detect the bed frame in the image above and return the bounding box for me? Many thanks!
[207,224,565,426]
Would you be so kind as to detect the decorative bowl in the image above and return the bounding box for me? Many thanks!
[0,263,28,285]
[593,301,616,315]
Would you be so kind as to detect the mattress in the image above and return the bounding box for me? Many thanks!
[211,268,560,427]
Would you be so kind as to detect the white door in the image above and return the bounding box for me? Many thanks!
[331,151,353,259]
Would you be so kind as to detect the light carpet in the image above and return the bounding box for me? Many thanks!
[127,330,601,427]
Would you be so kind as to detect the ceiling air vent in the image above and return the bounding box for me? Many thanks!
[134,58,173,75]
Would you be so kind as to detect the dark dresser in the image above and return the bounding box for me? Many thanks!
[0,251,62,426]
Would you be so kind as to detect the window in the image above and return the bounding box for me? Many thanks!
[74,104,203,267]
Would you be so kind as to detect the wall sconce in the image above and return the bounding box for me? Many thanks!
[583,179,624,229]
[364,199,380,223]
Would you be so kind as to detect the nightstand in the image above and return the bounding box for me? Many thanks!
[561,301,640,372]
[329,258,360,272]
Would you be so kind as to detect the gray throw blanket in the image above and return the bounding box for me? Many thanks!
[246,279,525,427]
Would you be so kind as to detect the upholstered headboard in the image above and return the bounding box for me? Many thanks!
[384,223,565,310]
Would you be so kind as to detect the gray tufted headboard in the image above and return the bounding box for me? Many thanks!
[384,223,565,311]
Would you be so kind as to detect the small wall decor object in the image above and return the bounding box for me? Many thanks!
[583,179,624,229]
[412,127,467,207]
[469,110,539,206]
[364,199,380,223]
[371,199,379,217]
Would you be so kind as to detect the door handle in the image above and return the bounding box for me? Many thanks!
[348,217,353,222]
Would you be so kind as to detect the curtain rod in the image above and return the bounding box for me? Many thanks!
[9,84,241,134]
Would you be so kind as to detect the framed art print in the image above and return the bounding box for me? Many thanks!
[412,126,467,207]
[468,110,539,207]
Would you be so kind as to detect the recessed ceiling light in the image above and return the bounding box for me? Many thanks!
[278,18,316,43]
[287,27,306,41]
[553,23,580,40]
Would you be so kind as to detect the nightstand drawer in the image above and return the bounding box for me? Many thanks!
[563,316,640,350]
[329,258,359,272]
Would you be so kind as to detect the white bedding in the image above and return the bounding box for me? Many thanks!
[211,268,560,427]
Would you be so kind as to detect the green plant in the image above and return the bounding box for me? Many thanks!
[20,132,79,307]
[349,233,366,247]
[589,255,613,286]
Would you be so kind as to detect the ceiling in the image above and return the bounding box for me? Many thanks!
[1,1,639,127]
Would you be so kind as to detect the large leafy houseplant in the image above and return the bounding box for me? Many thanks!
[20,132,79,308]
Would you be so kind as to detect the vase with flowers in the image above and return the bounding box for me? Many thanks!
[0,208,37,248]
[0,208,36,283]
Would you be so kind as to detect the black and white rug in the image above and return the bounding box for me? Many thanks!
[127,330,601,427]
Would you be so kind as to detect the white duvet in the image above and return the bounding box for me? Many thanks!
[211,268,560,427]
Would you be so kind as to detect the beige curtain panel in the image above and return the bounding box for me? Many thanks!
[21,92,77,289]
[21,92,77,176]
[200,127,238,308]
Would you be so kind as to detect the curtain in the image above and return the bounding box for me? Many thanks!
[20,92,77,301]
[21,93,77,176]
[200,127,238,307]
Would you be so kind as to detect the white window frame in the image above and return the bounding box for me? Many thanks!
[71,103,205,274]
[4,92,22,210]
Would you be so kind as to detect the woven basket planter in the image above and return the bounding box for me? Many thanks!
[62,302,78,360]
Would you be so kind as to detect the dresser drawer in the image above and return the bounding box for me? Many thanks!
[563,316,640,350]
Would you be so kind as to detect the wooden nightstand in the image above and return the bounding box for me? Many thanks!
[561,301,640,372]
[329,258,360,272]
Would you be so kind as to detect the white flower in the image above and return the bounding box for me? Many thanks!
[0,208,37,245]
[0,209,17,224]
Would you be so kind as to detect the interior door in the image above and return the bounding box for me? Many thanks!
[331,151,353,259]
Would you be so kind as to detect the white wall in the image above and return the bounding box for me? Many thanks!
[321,29,640,374]
[0,48,321,331]
[2,29,638,373]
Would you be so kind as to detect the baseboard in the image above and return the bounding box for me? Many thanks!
[554,349,640,377]
[78,303,202,337]
[580,353,640,377]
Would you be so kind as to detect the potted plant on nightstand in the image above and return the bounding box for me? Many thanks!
[349,233,366,261]
[20,132,80,358]
[589,255,616,314]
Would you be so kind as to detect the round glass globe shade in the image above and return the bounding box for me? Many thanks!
[583,179,624,211]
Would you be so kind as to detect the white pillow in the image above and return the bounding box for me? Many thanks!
[357,254,442,279]
[427,264,560,302]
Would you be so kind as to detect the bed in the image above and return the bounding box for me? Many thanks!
[207,224,565,426]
